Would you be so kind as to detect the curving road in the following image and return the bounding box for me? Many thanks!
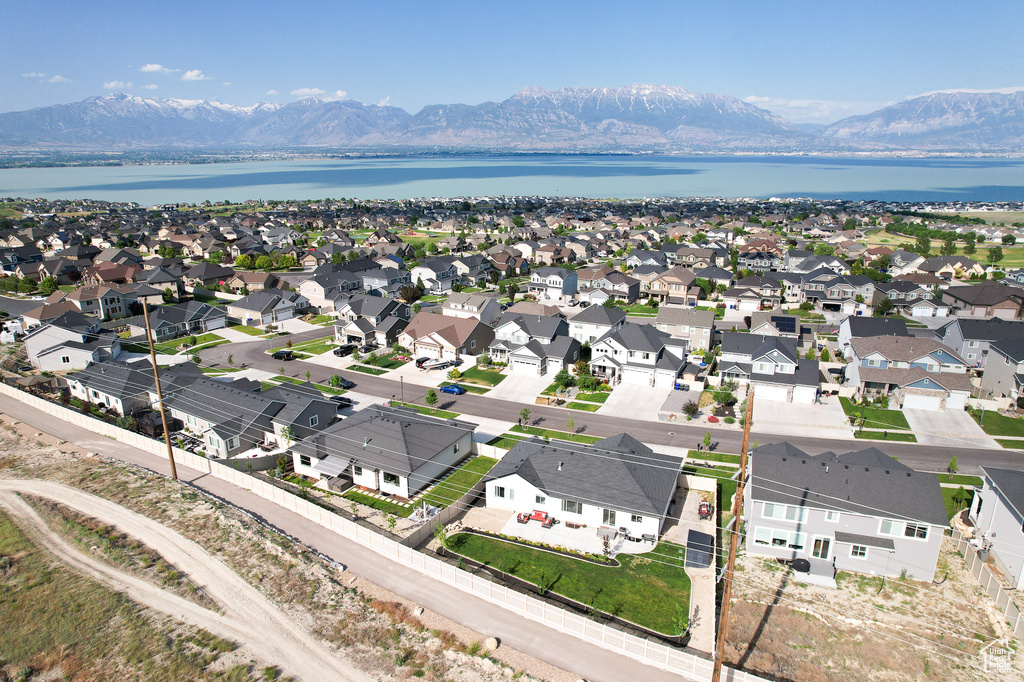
[202,327,1022,473]
[0,480,371,682]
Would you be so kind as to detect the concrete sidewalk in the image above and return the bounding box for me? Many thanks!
[0,392,692,682]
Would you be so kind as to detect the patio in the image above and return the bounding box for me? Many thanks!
[498,511,655,557]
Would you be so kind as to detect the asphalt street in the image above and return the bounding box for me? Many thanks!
[201,327,1024,474]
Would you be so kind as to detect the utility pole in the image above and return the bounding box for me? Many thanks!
[712,387,754,682]
[143,300,178,481]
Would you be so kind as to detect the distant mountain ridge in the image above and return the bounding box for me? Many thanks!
[0,85,1021,153]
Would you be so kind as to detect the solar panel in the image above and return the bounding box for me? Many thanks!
[771,315,797,334]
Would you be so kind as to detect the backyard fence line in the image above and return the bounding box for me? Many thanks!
[0,382,768,682]
[952,529,1024,641]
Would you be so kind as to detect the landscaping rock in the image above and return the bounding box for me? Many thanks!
[414,606,424,616]
[485,636,500,651]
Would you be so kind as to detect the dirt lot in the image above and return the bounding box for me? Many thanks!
[0,413,573,682]
[724,542,1024,681]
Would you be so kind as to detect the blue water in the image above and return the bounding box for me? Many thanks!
[1,155,1022,205]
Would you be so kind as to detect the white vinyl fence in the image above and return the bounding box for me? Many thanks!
[0,382,766,681]
[952,528,1024,641]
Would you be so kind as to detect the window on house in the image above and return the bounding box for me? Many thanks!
[825,511,840,523]
[850,545,867,559]
[309,415,319,427]
[454,442,460,453]
[562,500,582,514]
[753,527,806,551]
[880,519,902,536]
[631,514,643,523]
[904,523,928,540]
[353,465,363,476]
[299,454,311,467]
[763,503,808,523]
[61,356,70,364]
[494,486,505,498]
[536,495,546,504]
[383,472,400,486]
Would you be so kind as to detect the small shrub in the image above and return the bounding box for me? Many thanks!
[724,416,735,424]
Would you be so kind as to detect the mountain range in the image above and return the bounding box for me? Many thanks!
[0,85,1021,154]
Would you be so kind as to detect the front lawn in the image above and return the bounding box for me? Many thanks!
[511,425,600,444]
[839,397,912,431]
[456,366,507,386]
[440,381,490,394]
[419,456,498,509]
[448,533,691,635]
[938,474,984,487]
[942,487,975,521]
[343,490,413,518]
[349,365,388,375]
[997,439,1024,450]
[396,402,460,419]
[854,430,917,442]
[486,434,525,449]
[969,409,1024,437]
[687,450,742,465]
[575,391,610,403]
[364,355,409,370]
[567,402,601,412]
[227,323,266,336]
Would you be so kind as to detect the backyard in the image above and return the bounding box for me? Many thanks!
[419,456,498,509]
[447,532,691,635]
[343,489,413,518]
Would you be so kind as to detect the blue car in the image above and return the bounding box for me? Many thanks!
[439,384,466,395]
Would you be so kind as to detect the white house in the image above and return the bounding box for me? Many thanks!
[528,267,578,302]
[23,311,122,372]
[590,322,687,387]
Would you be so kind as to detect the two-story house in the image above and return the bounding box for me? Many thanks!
[442,292,502,326]
[23,311,122,371]
[450,254,492,286]
[398,312,495,361]
[718,332,819,403]
[225,289,309,327]
[334,294,410,347]
[653,307,715,351]
[488,312,579,375]
[936,317,1024,368]
[528,267,578,302]
[837,317,909,357]
[411,259,459,294]
[590,322,687,387]
[845,336,972,410]
[979,339,1024,400]
[568,305,626,345]
[746,442,947,582]
[582,271,640,304]
[723,276,783,311]
[647,266,700,306]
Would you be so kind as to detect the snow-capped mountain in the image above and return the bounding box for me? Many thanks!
[822,90,1024,151]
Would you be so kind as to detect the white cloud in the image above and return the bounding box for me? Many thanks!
[22,72,45,78]
[323,90,347,101]
[140,63,177,74]
[143,84,158,90]
[103,80,132,89]
[266,89,279,95]
[46,75,71,83]
[743,95,889,124]
[291,87,325,97]
[377,95,391,107]
[181,69,211,81]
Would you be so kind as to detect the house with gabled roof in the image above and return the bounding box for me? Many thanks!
[654,307,715,351]
[442,292,502,326]
[226,289,309,326]
[398,312,494,361]
[723,276,783,311]
[333,294,410,347]
[979,339,1024,401]
[942,282,1024,319]
[746,442,947,583]
[485,433,682,544]
[292,405,476,499]
[647,266,700,305]
[718,332,819,403]
[23,311,122,371]
[488,312,578,375]
[568,304,626,345]
[846,335,971,410]
[121,301,227,342]
[590,322,687,387]
[937,316,1024,368]
[837,316,909,356]
[970,467,1024,588]
[528,267,578,302]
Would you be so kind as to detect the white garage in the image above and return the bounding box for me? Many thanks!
[792,385,818,404]
[620,366,655,386]
[510,355,542,374]
[754,383,791,402]
[902,393,943,411]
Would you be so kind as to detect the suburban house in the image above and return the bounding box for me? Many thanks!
[23,311,122,371]
[979,339,1024,400]
[718,332,820,403]
[528,267,578,302]
[584,271,640,304]
[918,255,986,280]
[888,249,926,277]
[225,289,309,326]
[398,312,495,361]
[47,284,133,320]
[654,307,715,351]
[568,305,626,345]
[225,271,279,294]
[647,267,701,305]
[800,273,875,314]
[837,317,909,357]
[942,282,1024,319]
[666,246,719,269]
[66,360,203,416]
[745,442,947,581]
[737,250,782,273]
[299,272,362,311]
[748,310,812,349]
[969,468,1024,589]
[845,336,971,410]
[442,292,502,326]
[292,405,476,499]
[488,313,580,375]
[120,301,227,342]
[411,259,459,294]
[485,433,682,542]
[333,295,410,347]
[450,254,492,286]
[723,276,783,311]
[937,317,1024,368]
[590,322,687,387]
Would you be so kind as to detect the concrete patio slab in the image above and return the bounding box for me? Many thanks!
[498,513,652,557]
[903,408,1001,449]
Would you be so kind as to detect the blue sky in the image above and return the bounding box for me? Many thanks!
[4,0,1022,123]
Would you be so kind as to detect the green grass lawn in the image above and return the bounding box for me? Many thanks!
[364,355,409,370]
[396,402,460,419]
[998,439,1024,450]
[839,397,912,431]
[267,375,346,395]
[969,409,1024,437]
[440,381,490,394]
[687,450,742,465]
[938,474,984,487]
[419,456,498,509]
[448,533,691,635]
[349,365,388,375]
[343,490,413,518]
[456,366,507,386]
[854,430,917,442]
[306,314,335,325]
[575,391,610,403]
[942,487,976,521]
[567,402,601,412]
[486,434,525,449]
[227,323,266,336]
[511,424,600,444]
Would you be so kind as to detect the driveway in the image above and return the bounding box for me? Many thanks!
[486,370,550,403]
[598,383,674,421]
[753,395,854,440]
[903,408,1001,449]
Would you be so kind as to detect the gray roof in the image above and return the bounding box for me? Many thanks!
[943,317,1024,343]
[721,332,798,363]
[991,338,1024,363]
[833,531,895,550]
[569,304,626,326]
[486,433,681,517]
[599,321,672,353]
[497,312,566,340]
[980,467,1024,520]
[843,317,909,339]
[654,306,715,328]
[750,443,947,526]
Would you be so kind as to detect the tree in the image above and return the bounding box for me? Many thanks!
[702,431,711,449]
[915,233,931,256]
[425,388,438,408]
[947,456,958,475]
[1002,234,1017,246]
[940,235,956,257]
[209,250,225,264]
[329,374,341,387]
[875,298,894,316]
[331,252,345,264]
[278,254,297,269]
[553,368,575,389]
[988,246,1004,265]
[162,287,174,303]
[432,520,450,551]
[280,426,295,447]
[255,255,274,271]
[446,367,461,380]
[601,298,617,308]
[506,282,518,303]
[805,347,817,360]
[347,250,360,262]
[820,347,831,362]
[38,276,57,295]
[17,277,35,294]
[235,254,254,269]
[399,284,422,303]
[519,407,531,425]
[963,233,977,256]
[566,415,575,433]
[227,353,233,366]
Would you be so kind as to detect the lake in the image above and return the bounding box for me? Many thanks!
[1,154,1023,205]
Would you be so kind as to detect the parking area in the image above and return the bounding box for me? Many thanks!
[486,370,550,403]
[903,408,1001,449]
[598,382,673,421]
[753,395,854,440]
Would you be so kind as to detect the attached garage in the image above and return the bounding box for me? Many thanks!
[792,385,818,404]
[415,344,442,359]
[902,393,943,410]
[755,383,790,402]
[737,298,761,311]
[510,356,542,374]
[654,370,679,388]
[945,391,969,410]
[620,366,654,386]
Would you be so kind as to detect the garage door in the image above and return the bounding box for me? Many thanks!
[654,371,678,388]
[792,386,817,404]
[511,357,540,373]
[756,384,790,402]
[903,393,943,410]
[620,367,652,385]
[945,392,969,410]
[417,345,441,359]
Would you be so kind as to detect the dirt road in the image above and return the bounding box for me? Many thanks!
[0,479,371,682]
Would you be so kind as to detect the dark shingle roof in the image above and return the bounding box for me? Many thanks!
[980,467,1024,520]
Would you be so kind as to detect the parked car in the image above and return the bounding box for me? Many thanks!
[358,343,377,354]
[579,301,591,308]
[272,350,294,360]
[439,384,466,395]
[333,344,356,357]
[334,377,355,389]
[566,299,579,307]
[415,357,431,368]
[329,395,353,409]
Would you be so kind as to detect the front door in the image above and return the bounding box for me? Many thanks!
[603,509,616,526]
[812,537,831,560]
